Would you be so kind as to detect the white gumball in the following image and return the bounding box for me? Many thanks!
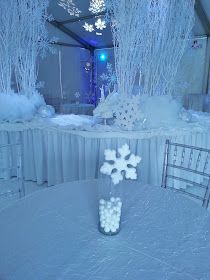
[107,202,111,208]
[100,199,106,205]
[99,197,122,234]
[104,226,110,232]
[117,201,122,208]
[110,197,115,203]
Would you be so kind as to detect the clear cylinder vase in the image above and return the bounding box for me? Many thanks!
[98,178,123,236]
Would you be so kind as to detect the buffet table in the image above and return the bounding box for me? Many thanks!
[0,114,210,186]
[0,180,209,280]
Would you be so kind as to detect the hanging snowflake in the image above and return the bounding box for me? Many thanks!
[83,22,95,32]
[58,0,81,17]
[95,18,106,30]
[100,144,141,185]
[113,95,144,130]
[89,0,106,14]
[74,91,80,99]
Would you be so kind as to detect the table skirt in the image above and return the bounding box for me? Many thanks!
[0,128,209,186]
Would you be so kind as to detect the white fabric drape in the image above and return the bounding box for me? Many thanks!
[0,128,209,186]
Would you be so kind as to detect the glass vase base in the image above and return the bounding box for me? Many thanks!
[98,223,121,236]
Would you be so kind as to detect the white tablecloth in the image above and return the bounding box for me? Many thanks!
[0,180,209,280]
[60,103,94,115]
[0,122,210,186]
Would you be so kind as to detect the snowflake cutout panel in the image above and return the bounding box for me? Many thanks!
[100,144,141,185]
[114,96,144,130]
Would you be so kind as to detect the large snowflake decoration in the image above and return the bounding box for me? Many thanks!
[83,22,95,32]
[100,144,141,185]
[89,0,106,14]
[114,95,144,130]
[100,63,117,92]
[95,18,106,30]
[58,0,81,17]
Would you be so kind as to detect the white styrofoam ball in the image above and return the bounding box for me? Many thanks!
[99,205,105,211]
[37,105,55,118]
[110,197,116,203]
[100,199,106,205]
[100,216,105,222]
[111,221,116,227]
[104,227,110,233]
[110,227,116,233]
[99,211,104,216]
[116,208,121,213]
[107,202,111,208]
[117,201,122,208]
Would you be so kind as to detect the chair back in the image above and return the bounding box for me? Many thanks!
[161,140,210,208]
[0,142,24,199]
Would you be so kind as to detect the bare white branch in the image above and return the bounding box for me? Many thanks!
[106,0,195,97]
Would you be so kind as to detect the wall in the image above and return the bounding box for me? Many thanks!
[37,23,91,111]
[175,37,207,95]
[95,38,209,104]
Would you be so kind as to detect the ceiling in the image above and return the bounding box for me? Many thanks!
[48,0,210,50]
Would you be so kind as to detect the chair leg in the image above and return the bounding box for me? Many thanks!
[202,179,210,209]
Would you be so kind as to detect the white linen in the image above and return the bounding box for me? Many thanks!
[0,123,209,186]
[0,180,209,280]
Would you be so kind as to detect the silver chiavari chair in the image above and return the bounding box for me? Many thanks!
[161,140,210,209]
[0,142,25,200]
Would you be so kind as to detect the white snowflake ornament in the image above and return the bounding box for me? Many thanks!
[114,95,144,130]
[74,91,80,99]
[95,18,106,30]
[58,0,81,17]
[83,22,95,32]
[100,144,141,185]
[89,0,106,14]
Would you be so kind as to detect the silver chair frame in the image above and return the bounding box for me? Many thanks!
[161,139,210,209]
[0,142,25,198]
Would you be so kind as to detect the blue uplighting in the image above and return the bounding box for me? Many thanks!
[99,53,107,62]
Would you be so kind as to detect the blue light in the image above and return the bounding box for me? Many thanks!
[99,53,107,61]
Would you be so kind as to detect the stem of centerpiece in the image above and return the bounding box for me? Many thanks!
[99,144,141,236]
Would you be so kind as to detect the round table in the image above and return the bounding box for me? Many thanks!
[0,180,209,280]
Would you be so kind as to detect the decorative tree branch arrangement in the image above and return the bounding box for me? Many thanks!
[0,0,50,96]
[106,0,195,97]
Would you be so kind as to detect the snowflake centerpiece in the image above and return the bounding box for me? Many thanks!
[114,95,144,130]
[100,144,141,185]
[95,18,106,30]
[83,22,95,32]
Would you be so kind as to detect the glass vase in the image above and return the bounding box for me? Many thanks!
[98,178,123,236]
